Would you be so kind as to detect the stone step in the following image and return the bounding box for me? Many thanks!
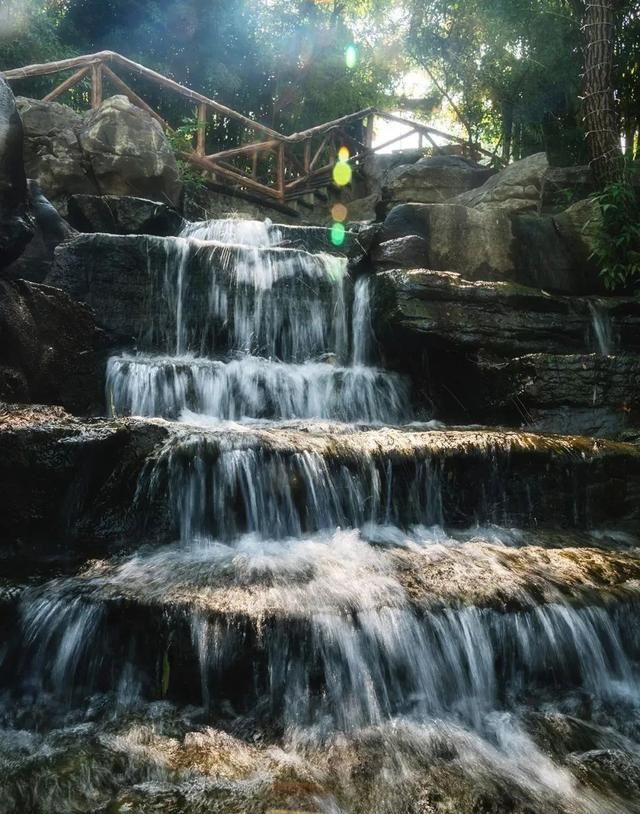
[4,536,640,724]
[48,233,350,354]
[481,352,640,437]
[106,353,410,423]
[372,269,640,357]
[370,269,640,432]
[2,406,640,558]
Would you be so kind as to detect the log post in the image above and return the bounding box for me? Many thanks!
[196,102,207,157]
[90,63,103,108]
[365,114,375,149]
[277,142,286,200]
[303,140,311,173]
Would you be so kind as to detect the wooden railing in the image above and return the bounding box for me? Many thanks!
[3,51,500,203]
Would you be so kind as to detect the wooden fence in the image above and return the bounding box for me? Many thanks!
[3,51,500,203]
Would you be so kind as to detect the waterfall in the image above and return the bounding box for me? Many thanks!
[589,301,614,356]
[107,222,408,424]
[352,275,375,366]
[5,216,640,814]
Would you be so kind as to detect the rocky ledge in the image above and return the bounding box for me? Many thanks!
[1,406,640,563]
[371,269,640,434]
[0,279,105,412]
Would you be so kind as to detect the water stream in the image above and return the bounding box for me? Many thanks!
[3,219,640,814]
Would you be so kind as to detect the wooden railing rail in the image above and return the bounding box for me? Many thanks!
[3,51,502,204]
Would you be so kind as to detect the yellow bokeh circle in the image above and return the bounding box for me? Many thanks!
[332,161,352,187]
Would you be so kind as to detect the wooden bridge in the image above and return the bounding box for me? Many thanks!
[2,51,499,204]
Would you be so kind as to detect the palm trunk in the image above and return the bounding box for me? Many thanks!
[582,0,622,185]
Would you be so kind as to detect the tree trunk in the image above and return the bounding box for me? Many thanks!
[501,100,514,163]
[582,0,623,185]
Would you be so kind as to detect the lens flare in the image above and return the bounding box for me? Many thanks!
[345,45,357,69]
[333,161,352,187]
[331,203,348,222]
[330,222,346,247]
[338,146,350,162]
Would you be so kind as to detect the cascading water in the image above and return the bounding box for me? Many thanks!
[4,218,640,814]
[106,221,408,423]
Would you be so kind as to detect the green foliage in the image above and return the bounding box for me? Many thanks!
[0,0,76,97]
[590,164,640,290]
[166,117,207,195]
[407,0,584,159]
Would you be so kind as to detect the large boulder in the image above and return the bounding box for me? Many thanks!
[0,78,33,269]
[79,95,182,207]
[17,95,182,213]
[379,203,515,280]
[376,194,605,294]
[0,279,105,413]
[67,194,185,236]
[454,152,549,214]
[16,97,98,213]
[382,155,495,211]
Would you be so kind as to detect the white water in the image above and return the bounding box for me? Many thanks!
[108,221,407,424]
[589,301,614,356]
[4,218,640,813]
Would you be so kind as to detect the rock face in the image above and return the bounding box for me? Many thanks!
[79,96,182,207]
[482,353,640,437]
[4,180,77,282]
[379,203,515,280]
[0,78,33,270]
[376,197,602,294]
[0,279,105,413]
[371,269,640,431]
[382,155,495,211]
[67,193,185,236]
[370,154,602,294]
[454,152,549,214]
[16,97,98,211]
[0,406,170,559]
[17,94,182,213]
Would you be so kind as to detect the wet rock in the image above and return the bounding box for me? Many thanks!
[454,152,549,214]
[47,233,167,344]
[2,410,640,558]
[0,279,105,412]
[0,405,171,558]
[481,354,640,437]
[0,78,34,269]
[67,194,185,236]
[371,235,429,268]
[16,96,98,213]
[48,232,347,349]
[372,270,640,356]
[370,270,640,427]
[4,180,77,282]
[79,95,182,207]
